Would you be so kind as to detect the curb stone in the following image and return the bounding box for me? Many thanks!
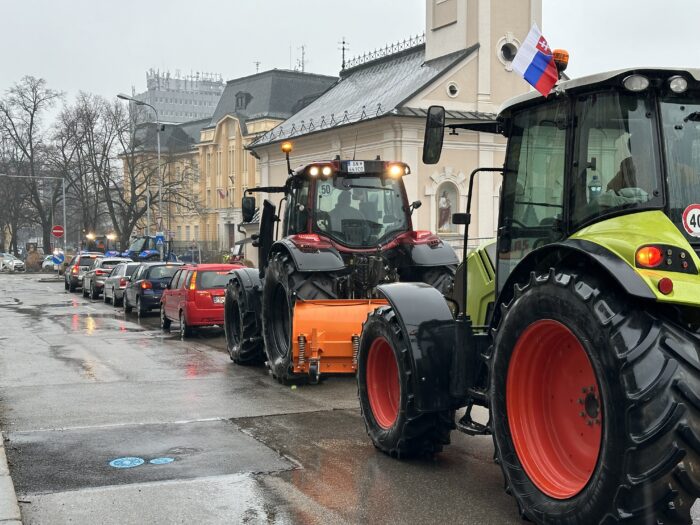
[0,433,22,523]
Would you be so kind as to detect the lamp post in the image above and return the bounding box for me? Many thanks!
[117,94,162,252]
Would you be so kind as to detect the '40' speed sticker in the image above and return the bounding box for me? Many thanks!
[682,204,700,237]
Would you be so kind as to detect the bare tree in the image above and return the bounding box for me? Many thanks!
[0,76,63,251]
[0,135,33,254]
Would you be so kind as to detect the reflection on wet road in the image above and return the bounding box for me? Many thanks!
[3,274,692,524]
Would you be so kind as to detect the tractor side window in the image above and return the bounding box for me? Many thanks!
[498,101,568,285]
[571,91,662,227]
[286,180,310,235]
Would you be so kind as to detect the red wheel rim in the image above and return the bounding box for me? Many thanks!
[366,337,400,429]
[506,319,602,499]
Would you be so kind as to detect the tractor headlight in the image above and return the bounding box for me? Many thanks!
[668,75,688,93]
[623,74,649,92]
[308,166,320,177]
[321,165,333,177]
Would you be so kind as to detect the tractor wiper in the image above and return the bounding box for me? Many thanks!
[683,112,700,122]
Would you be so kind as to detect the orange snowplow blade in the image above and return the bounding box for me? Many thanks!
[292,299,388,376]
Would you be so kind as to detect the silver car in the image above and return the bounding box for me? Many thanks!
[64,252,104,292]
[103,262,140,306]
[82,257,133,300]
[0,253,25,272]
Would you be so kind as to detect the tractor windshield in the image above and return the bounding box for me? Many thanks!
[571,91,663,227]
[314,175,408,247]
[660,95,700,245]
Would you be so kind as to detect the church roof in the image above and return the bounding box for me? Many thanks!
[251,42,479,148]
[207,69,337,134]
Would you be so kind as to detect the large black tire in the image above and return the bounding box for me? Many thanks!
[491,268,700,524]
[413,265,456,297]
[160,306,171,331]
[90,283,99,300]
[358,305,455,458]
[224,278,263,365]
[261,251,337,383]
[123,294,132,314]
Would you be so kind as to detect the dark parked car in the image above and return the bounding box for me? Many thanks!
[123,262,183,317]
[64,252,104,292]
[82,257,132,299]
[103,262,141,306]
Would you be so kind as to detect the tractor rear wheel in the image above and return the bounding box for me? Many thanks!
[225,278,263,365]
[491,269,700,524]
[262,251,337,384]
[358,305,454,458]
[414,265,456,296]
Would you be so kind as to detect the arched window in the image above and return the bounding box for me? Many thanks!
[436,182,459,233]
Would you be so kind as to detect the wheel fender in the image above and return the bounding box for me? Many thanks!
[493,239,656,328]
[399,241,459,268]
[375,282,456,412]
[227,268,263,317]
[270,239,345,273]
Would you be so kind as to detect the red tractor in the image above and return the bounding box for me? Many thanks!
[224,143,457,384]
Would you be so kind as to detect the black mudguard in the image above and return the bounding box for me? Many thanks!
[376,282,462,412]
[228,267,263,322]
[401,242,459,267]
[271,238,345,273]
[493,238,656,328]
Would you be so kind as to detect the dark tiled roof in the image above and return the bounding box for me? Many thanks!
[207,69,337,134]
[133,118,210,154]
[251,43,479,147]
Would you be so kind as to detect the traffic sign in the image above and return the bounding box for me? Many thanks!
[51,252,65,265]
[155,231,165,246]
[51,225,65,238]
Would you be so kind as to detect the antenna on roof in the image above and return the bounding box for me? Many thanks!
[338,37,350,71]
[254,61,261,73]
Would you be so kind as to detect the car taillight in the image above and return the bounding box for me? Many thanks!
[95,269,107,276]
[141,281,153,290]
[189,271,197,290]
[71,266,78,274]
[119,278,127,287]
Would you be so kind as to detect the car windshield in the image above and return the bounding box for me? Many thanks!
[196,270,232,289]
[147,265,180,280]
[313,175,407,247]
[128,238,146,252]
[660,94,700,245]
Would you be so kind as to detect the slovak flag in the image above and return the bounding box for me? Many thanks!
[512,24,559,96]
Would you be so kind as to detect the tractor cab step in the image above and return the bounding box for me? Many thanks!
[457,403,491,436]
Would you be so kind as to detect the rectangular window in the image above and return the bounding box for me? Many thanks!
[194,225,199,240]
[177,225,182,240]
[186,225,191,240]
[206,189,211,207]
[498,100,568,289]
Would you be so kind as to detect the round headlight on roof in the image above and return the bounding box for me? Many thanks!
[623,74,650,92]
[669,75,688,93]
[308,166,320,177]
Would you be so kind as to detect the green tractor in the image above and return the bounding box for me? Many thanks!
[357,67,700,523]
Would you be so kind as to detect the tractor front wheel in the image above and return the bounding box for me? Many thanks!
[358,305,454,458]
[414,265,456,297]
[261,251,337,384]
[491,269,700,523]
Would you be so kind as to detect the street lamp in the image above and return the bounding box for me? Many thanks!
[117,93,162,253]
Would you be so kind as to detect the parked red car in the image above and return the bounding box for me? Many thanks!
[160,263,243,338]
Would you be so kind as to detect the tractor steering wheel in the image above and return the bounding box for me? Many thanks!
[315,210,331,232]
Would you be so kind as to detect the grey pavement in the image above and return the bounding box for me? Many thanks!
[0,273,698,524]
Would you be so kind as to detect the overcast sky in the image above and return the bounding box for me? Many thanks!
[2,0,700,106]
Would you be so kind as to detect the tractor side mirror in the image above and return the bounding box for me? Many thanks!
[242,195,256,223]
[410,200,422,214]
[422,105,445,165]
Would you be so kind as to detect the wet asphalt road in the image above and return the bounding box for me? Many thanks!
[1,273,696,524]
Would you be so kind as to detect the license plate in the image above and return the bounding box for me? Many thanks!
[213,296,225,304]
[346,161,365,173]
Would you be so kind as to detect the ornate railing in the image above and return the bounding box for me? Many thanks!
[344,33,425,70]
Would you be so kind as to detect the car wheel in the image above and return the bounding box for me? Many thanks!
[123,294,132,314]
[103,288,110,304]
[113,289,122,307]
[82,282,88,297]
[180,311,192,339]
[136,297,144,319]
[161,306,171,331]
[64,279,69,291]
[90,284,99,301]
[69,280,76,293]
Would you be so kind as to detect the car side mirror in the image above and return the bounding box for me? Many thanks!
[422,105,445,165]
[242,195,256,223]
